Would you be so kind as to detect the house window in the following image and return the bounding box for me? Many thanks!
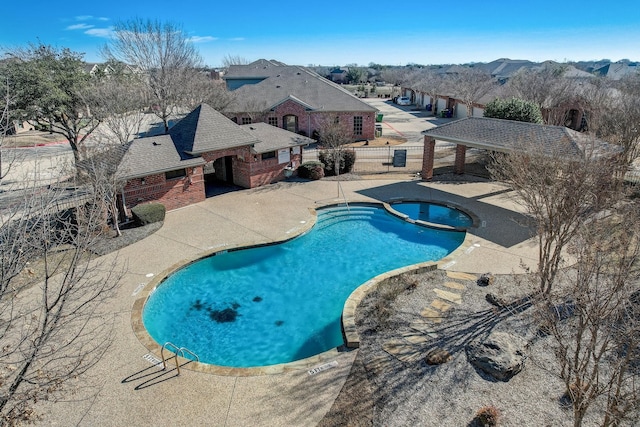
[268,117,278,126]
[283,115,298,133]
[353,116,363,135]
[242,117,252,125]
[261,151,276,161]
[165,169,186,180]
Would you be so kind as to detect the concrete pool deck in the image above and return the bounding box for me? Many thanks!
[37,177,538,426]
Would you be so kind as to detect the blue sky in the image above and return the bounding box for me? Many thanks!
[2,0,639,67]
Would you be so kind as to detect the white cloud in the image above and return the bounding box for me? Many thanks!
[98,17,109,21]
[85,27,114,38]
[229,37,245,41]
[66,23,94,31]
[188,36,217,43]
[75,15,94,21]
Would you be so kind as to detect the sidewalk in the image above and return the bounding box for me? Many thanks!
[36,178,537,426]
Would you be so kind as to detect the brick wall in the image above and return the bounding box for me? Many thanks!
[248,151,303,187]
[123,146,305,212]
[227,99,375,141]
[122,166,205,212]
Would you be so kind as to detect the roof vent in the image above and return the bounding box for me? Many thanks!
[152,141,160,146]
[250,126,255,130]
[297,72,301,75]
[276,85,281,88]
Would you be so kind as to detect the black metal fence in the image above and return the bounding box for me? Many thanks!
[303,145,457,175]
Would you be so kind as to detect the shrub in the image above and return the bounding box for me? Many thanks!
[484,97,543,124]
[297,161,325,180]
[318,149,357,176]
[131,203,166,226]
[473,405,501,426]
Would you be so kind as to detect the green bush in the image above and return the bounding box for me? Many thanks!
[484,97,543,124]
[297,161,325,180]
[318,149,357,176]
[131,203,166,226]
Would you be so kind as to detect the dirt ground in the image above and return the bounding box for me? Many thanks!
[346,135,407,147]
[3,131,66,147]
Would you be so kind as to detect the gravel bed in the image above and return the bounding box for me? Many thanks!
[320,270,607,427]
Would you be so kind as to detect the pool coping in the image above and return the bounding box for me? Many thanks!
[130,201,475,376]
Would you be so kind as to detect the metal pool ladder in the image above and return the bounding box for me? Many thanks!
[161,342,199,375]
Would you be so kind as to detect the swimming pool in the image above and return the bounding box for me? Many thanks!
[389,201,474,228]
[142,204,467,368]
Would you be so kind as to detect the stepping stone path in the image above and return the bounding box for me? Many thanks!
[380,270,477,364]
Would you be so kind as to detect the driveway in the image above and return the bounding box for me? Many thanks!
[362,98,455,147]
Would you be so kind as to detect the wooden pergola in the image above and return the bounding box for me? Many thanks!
[420,117,618,179]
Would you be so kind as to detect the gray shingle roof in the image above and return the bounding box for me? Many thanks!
[169,103,260,154]
[240,123,315,154]
[422,117,618,158]
[117,103,314,178]
[117,134,204,180]
[223,60,377,113]
[225,59,287,78]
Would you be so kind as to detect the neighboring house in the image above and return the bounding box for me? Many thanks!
[403,60,599,129]
[222,60,377,141]
[117,103,313,212]
[594,62,639,80]
[328,67,348,83]
[9,120,35,135]
[83,62,114,76]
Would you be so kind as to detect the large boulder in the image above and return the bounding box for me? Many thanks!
[466,332,528,381]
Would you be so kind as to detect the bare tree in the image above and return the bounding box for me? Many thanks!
[506,65,579,126]
[78,144,128,237]
[90,65,148,146]
[0,80,124,424]
[221,54,249,68]
[102,19,208,133]
[180,72,235,113]
[407,69,446,111]
[316,116,354,179]
[380,68,412,87]
[0,175,123,424]
[0,73,13,180]
[488,143,624,295]
[596,74,640,165]
[536,201,640,426]
[233,98,270,125]
[446,67,496,116]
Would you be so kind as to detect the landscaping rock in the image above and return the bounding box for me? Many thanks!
[485,293,508,308]
[466,332,528,381]
[425,348,452,365]
[477,273,495,287]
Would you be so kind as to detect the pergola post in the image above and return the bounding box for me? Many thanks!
[454,144,467,174]
[421,136,436,180]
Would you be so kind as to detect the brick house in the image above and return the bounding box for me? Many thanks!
[222,59,377,142]
[117,103,313,212]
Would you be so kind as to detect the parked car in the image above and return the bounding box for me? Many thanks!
[396,96,411,106]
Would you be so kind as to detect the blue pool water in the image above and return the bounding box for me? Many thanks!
[390,202,473,228]
[143,205,466,367]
